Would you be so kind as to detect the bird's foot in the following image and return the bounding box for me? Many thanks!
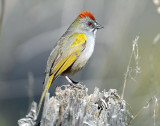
[63,76,85,90]
[69,82,85,89]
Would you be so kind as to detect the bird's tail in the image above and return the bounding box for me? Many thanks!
[35,74,54,119]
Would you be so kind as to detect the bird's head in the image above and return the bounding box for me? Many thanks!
[69,11,103,35]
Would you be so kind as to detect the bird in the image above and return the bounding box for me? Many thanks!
[36,10,103,119]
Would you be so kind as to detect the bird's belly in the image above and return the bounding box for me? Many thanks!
[63,35,95,75]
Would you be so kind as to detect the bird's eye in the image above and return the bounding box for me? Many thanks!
[88,22,92,26]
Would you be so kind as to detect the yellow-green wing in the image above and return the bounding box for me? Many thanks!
[50,33,87,78]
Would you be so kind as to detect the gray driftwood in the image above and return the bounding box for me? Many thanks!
[18,86,127,126]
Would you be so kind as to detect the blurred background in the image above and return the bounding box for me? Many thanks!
[0,0,160,125]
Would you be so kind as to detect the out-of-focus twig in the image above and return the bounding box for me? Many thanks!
[121,36,140,99]
[0,0,5,37]
[129,96,159,125]
[149,34,160,91]
[28,72,34,106]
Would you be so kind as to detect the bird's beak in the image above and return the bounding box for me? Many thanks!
[95,22,104,29]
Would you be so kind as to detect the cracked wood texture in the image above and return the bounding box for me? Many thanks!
[18,86,127,126]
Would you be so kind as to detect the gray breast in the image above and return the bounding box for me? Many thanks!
[63,33,95,75]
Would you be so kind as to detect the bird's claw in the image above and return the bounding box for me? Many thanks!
[61,82,85,90]
[69,82,85,89]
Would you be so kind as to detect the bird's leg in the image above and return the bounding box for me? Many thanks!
[65,76,85,89]
[65,76,78,84]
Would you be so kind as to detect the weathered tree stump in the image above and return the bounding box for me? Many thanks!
[18,86,128,126]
